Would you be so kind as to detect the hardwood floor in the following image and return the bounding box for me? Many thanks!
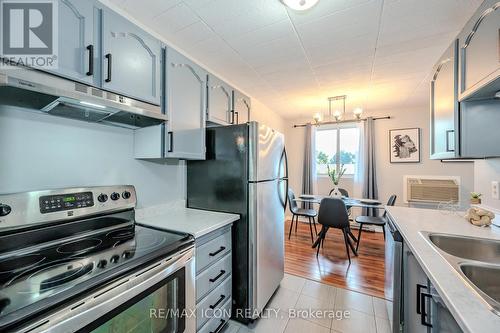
[284,219,390,300]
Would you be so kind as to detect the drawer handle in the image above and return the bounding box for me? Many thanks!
[209,270,226,283]
[209,294,226,309]
[210,319,226,333]
[209,246,226,257]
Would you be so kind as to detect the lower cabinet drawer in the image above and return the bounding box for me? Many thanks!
[196,230,231,273]
[198,297,232,333]
[196,253,232,301]
[196,276,232,330]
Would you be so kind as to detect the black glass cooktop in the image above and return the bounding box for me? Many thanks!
[0,210,192,330]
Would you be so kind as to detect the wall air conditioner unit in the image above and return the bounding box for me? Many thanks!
[404,176,460,204]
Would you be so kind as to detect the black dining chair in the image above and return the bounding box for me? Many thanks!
[312,198,357,264]
[328,188,357,243]
[287,189,318,243]
[355,195,397,252]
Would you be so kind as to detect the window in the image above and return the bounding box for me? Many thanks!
[316,126,360,176]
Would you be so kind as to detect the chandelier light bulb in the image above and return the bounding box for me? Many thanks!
[313,112,323,124]
[334,110,343,121]
[353,107,363,119]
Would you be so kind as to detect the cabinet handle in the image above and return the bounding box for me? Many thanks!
[210,319,226,333]
[446,130,454,152]
[105,53,112,83]
[235,111,239,124]
[209,246,226,257]
[416,284,427,314]
[209,295,226,309]
[230,110,235,124]
[209,270,226,283]
[420,291,433,327]
[168,131,173,153]
[86,45,94,76]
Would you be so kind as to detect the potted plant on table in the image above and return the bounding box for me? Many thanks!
[470,192,482,205]
[327,164,347,198]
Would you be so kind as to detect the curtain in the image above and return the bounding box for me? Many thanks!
[362,117,378,216]
[302,123,316,209]
[353,121,365,199]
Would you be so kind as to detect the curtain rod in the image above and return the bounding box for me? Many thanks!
[293,116,391,128]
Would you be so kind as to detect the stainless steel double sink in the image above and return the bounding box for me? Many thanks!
[422,232,500,316]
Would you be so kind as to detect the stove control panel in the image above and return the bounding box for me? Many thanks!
[0,185,136,230]
[39,192,94,214]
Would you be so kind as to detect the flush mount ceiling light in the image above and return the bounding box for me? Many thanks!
[281,0,319,11]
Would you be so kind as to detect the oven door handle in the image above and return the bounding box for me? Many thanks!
[18,247,195,333]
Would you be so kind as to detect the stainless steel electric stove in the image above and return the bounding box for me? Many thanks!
[0,186,195,333]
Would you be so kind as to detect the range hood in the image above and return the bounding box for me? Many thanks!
[0,65,166,129]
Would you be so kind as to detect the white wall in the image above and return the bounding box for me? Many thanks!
[285,105,475,210]
[370,107,474,208]
[250,99,286,134]
[474,159,500,210]
[0,107,186,208]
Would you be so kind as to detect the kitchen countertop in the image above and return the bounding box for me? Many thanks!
[136,203,240,238]
[386,206,500,333]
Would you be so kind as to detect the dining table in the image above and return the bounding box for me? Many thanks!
[293,194,386,255]
[294,194,385,209]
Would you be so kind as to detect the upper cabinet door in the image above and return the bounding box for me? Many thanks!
[49,0,96,84]
[102,9,162,105]
[460,0,500,100]
[207,74,232,125]
[165,48,206,160]
[430,40,459,160]
[232,90,251,124]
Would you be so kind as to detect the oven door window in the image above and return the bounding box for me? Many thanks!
[80,267,186,333]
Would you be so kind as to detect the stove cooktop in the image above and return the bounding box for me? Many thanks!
[0,217,192,329]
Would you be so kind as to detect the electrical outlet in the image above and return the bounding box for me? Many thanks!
[492,181,500,200]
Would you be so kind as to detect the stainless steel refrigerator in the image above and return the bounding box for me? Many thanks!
[187,122,288,323]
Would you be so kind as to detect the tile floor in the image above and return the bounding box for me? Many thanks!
[223,273,393,333]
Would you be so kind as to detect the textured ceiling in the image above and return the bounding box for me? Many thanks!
[109,0,482,119]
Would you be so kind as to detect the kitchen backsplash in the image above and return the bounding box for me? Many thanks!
[474,158,500,210]
[0,107,186,208]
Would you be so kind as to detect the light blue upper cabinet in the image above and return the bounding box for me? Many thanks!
[459,0,500,100]
[430,40,458,160]
[232,89,251,124]
[49,0,97,84]
[207,74,233,125]
[101,9,162,105]
[165,48,206,160]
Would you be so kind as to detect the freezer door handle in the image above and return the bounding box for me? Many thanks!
[280,148,289,179]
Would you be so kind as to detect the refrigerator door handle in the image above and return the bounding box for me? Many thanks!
[278,178,288,211]
[280,148,289,179]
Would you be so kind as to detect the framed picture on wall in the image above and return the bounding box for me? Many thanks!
[389,128,421,163]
